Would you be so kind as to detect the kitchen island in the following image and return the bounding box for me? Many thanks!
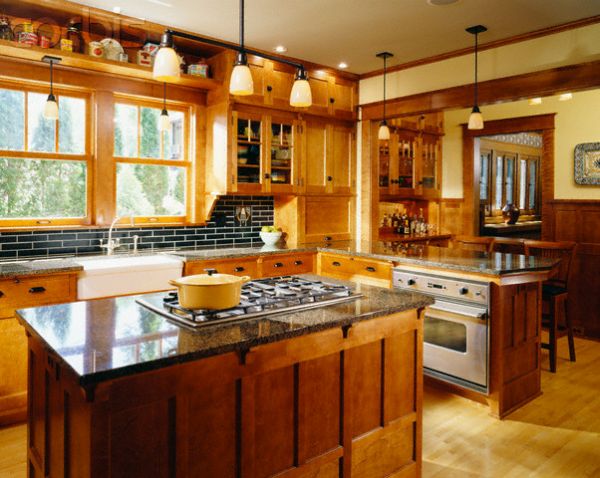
[17,275,432,478]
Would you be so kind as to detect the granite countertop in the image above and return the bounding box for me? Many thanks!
[16,274,432,386]
[0,258,82,279]
[321,242,558,276]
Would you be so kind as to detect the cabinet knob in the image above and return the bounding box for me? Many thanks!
[0,290,4,298]
[327,176,333,182]
[267,85,273,92]
[332,261,341,267]
[234,266,245,272]
[324,236,332,241]
[365,266,376,273]
[265,173,270,179]
[329,98,335,104]
[294,260,303,266]
[274,262,284,268]
[29,286,46,294]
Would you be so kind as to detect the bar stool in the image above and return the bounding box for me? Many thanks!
[452,235,495,253]
[524,240,577,372]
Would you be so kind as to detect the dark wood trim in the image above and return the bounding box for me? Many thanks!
[359,15,600,79]
[461,114,555,236]
[361,60,600,120]
[549,199,600,204]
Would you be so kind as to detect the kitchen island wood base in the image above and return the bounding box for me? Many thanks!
[27,309,423,478]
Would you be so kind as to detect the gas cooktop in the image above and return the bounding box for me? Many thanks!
[136,275,362,329]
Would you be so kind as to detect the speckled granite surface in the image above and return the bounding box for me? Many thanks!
[0,258,82,278]
[319,242,559,275]
[16,274,432,385]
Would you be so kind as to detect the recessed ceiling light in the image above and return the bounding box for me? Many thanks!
[528,97,542,106]
[558,92,573,101]
[427,0,460,5]
[338,62,348,69]
[274,45,287,53]
[112,6,121,13]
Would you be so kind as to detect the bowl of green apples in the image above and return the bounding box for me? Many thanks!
[259,226,283,246]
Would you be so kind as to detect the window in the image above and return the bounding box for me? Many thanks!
[0,85,90,226]
[479,140,541,218]
[113,99,190,223]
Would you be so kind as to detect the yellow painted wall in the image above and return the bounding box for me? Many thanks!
[443,90,600,200]
[359,23,600,200]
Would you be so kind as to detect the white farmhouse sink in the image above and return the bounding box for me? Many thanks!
[75,255,183,300]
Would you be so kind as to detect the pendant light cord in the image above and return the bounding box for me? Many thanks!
[383,55,387,121]
[163,82,167,110]
[239,0,245,52]
[49,60,54,96]
[474,32,478,107]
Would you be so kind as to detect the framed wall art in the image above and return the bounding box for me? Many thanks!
[574,142,600,185]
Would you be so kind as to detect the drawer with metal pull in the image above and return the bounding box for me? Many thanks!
[0,274,75,319]
[184,258,259,279]
[260,253,314,277]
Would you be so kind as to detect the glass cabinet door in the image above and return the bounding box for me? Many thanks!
[269,121,294,189]
[379,139,390,189]
[236,116,263,188]
[421,134,438,192]
[397,134,414,189]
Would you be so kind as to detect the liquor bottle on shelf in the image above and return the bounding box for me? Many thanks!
[382,213,389,227]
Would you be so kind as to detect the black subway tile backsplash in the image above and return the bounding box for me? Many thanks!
[0,196,273,259]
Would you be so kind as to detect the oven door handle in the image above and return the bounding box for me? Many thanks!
[426,306,487,324]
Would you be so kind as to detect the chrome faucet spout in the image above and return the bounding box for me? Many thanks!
[101,214,135,255]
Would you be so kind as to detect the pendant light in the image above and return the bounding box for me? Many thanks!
[376,51,393,140]
[153,30,181,81]
[159,82,170,132]
[42,56,61,120]
[229,0,253,96]
[466,25,487,130]
[290,67,312,107]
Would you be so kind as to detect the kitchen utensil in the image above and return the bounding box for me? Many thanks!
[168,269,250,310]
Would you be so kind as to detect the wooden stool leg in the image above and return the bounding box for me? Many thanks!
[564,297,576,362]
[548,297,558,373]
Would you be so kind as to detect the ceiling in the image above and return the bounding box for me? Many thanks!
[76,0,600,74]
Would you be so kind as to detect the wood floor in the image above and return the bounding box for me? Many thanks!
[1,337,599,478]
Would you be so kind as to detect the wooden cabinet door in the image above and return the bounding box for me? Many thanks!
[303,196,353,242]
[330,78,356,120]
[245,57,268,105]
[328,123,355,195]
[307,76,331,117]
[265,62,295,109]
[233,111,267,194]
[303,118,329,194]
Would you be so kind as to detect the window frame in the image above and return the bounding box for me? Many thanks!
[112,95,192,225]
[0,80,93,228]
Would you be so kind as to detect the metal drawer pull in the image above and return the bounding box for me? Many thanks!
[0,291,3,298]
[234,266,245,272]
[29,286,46,294]
[294,260,303,266]
[332,261,341,267]
[274,262,284,268]
[366,266,376,272]
[324,236,332,241]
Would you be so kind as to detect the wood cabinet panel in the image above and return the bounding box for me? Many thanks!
[260,253,315,277]
[307,76,331,117]
[330,124,354,194]
[384,331,417,423]
[0,274,75,318]
[184,257,259,278]
[304,119,329,194]
[318,253,392,288]
[298,353,341,464]
[304,196,353,243]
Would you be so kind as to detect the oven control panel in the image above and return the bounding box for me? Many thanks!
[393,270,489,305]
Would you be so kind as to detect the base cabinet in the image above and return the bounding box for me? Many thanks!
[26,309,422,478]
[0,272,77,426]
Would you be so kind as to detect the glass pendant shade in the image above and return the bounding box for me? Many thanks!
[230,64,254,96]
[153,47,180,81]
[290,70,312,107]
[378,121,390,140]
[44,94,58,120]
[468,106,484,130]
[159,109,170,132]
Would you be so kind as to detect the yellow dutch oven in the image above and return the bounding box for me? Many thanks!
[169,269,250,310]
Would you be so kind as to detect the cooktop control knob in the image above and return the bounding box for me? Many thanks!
[459,287,469,295]
[407,279,416,286]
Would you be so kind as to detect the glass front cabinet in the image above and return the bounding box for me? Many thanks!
[232,111,298,194]
[378,121,441,199]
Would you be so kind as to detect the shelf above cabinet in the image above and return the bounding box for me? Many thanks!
[0,40,221,91]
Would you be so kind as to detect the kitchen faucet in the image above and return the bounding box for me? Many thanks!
[101,215,135,255]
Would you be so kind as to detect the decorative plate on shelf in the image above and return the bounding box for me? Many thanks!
[574,142,600,185]
[100,38,124,61]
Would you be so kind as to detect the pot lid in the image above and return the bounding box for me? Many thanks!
[175,273,243,286]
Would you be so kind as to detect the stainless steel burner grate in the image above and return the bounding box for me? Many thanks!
[136,276,362,329]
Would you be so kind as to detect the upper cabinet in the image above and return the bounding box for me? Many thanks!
[303,118,355,196]
[378,113,443,200]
